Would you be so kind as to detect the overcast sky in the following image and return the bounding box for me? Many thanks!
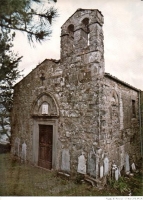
[13,0,143,90]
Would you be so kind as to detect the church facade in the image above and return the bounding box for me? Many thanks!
[11,9,142,181]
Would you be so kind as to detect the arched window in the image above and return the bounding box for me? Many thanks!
[82,18,90,46]
[110,90,119,132]
[132,100,136,118]
[67,24,74,38]
[111,90,118,105]
[67,24,74,51]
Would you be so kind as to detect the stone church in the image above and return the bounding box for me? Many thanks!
[11,9,142,182]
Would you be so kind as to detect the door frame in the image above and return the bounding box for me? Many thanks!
[32,117,59,170]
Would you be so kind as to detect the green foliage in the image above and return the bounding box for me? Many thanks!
[1,154,142,196]
[0,108,10,139]
[0,0,58,141]
[113,177,129,194]
[107,177,130,194]
[0,0,58,43]
[74,173,84,184]
[0,32,22,109]
[0,32,22,141]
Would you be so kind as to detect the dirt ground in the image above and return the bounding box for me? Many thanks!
[0,153,142,196]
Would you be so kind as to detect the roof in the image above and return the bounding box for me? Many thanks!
[61,8,103,28]
[105,72,140,92]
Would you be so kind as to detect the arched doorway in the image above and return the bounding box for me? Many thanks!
[31,92,59,170]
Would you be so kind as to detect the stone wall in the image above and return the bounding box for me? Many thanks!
[100,75,141,176]
[140,91,143,157]
[11,59,62,167]
[11,9,141,182]
[58,9,105,175]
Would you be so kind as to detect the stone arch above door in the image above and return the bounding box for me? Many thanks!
[31,92,59,117]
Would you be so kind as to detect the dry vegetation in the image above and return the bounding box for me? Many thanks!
[0,153,142,196]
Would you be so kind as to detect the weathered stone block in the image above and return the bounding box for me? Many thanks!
[61,149,70,172]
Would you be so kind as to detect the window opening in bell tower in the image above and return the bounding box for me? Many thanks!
[67,24,74,49]
[68,24,74,39]
[82,18,90,46]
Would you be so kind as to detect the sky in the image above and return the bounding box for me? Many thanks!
[13,0,143,90]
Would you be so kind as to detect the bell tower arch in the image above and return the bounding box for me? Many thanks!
[60,8,104,76]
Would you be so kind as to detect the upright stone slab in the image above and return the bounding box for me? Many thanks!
[21,142,27,162]
[115,168,119,181]
[100,165,104,178]
[95,149,101,179]
[14,137,20,156]
[125,154,130,173]
[77,153,86,174]
[119,145,125,170]
[61,149,70,172]
[131,163,136,172]
[104,156,109,176]
[112,162,118,180]
[87,151,96,177]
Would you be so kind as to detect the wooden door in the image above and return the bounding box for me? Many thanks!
[38,125,53,169]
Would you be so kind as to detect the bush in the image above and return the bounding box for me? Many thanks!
[107,176,130,194]
[74,173,84,184]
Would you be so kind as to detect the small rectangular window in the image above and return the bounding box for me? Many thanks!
[132,100,136,117]
[42,104,48,115]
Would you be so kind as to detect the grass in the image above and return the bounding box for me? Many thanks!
[0,153,143,196]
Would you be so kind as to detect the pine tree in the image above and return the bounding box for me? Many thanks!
[0,32,22,142]
[0,0,58,142]
[0,0,58,42]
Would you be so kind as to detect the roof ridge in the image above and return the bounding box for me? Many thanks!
[105,72,140,92]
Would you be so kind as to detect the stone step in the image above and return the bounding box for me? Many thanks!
[84,178,95,187]
[57,171,70,180]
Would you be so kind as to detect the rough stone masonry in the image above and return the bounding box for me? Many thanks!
[11,9,143,183]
